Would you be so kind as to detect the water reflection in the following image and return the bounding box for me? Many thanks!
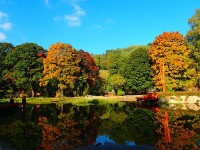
[95,135,115,145]
[0,102,199,150]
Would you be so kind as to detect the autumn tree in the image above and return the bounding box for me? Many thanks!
[41,42,81,96]
[4,43,45,97]
[76,50,100,96]
[149,32,196,91]
[186,9,200,89]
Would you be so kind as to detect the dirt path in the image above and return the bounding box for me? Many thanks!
[93,95,143,101]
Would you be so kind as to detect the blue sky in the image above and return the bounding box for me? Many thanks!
[0,0,199,54]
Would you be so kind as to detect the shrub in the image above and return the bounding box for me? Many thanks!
[117,90,125,96]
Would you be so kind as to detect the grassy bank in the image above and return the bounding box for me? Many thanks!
[0,96,124,106]
[1,91,199,105]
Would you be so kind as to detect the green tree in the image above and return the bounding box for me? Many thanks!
[124,47,152,94]
[0,42,14,98]
[107,50,121,75]
[93,54,108,70]
[99,70,109,94]
[109,74,125,94]
[4,43,45,97]
[186,9,200,89]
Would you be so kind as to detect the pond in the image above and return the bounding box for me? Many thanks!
[0,102,199,150]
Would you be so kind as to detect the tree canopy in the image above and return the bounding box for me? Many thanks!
[41,43,100,96]
[0,42,14,98]
[149,32,196,91]
[1,9,200,98]
[124,47,152,94]
[41,43,81,96]
[4,43,45,97]
[186,9,200,88]
[76,50,100,96]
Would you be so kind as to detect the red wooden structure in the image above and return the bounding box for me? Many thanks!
[136,92,159,102]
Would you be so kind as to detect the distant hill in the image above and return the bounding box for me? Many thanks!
[105,45,150,55]
[93,45,150,70]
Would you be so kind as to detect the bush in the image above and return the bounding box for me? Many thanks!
[117,90,125,96]
[117,101,126,107]
[106,85,113,93]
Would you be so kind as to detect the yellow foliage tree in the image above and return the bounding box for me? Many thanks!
[40,42,81,95]
[149,32,196,91]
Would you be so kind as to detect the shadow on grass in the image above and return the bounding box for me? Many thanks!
[88,99,100,105]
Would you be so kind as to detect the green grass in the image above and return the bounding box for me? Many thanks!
[0,97,122,106]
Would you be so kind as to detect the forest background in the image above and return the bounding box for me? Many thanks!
[0,9,200,98]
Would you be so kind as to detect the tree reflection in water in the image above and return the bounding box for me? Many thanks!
[155,108,200,150]
[0,103,199,150]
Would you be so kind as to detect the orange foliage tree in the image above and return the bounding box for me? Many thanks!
[40,42,81,96]
[149,32,196,91]
[40,43,100,96]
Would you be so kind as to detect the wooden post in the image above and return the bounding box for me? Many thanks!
[22,96,26,104]
[10,98,14,104]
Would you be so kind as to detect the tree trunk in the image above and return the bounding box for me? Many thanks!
[30,83,35,97]
[61,89,63,97]
[56,89,63,97]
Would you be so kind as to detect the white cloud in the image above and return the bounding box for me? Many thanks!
[0,11,13,41]
[0,11,8,23]
[61,0,86,27]
[0,22,12,30]
[53,0,86,27]
[0,11,12,30]
[0,10,9,23]
[65,15,80,27]
[0,11,8,18]
[0,32,6,41]
[73,4,85,16]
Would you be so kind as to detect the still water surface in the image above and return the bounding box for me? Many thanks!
[0,102,199,150]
